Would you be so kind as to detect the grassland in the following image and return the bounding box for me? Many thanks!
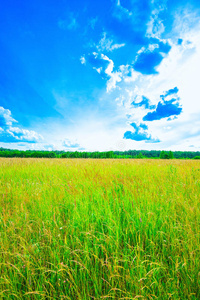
[0,158,199,299]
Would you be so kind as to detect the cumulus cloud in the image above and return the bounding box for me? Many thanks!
[124,122,160,142]
[0,106,42,143]
[1,128,42,143]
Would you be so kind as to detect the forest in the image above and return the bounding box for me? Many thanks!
[0,147,200,159]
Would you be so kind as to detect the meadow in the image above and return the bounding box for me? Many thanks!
[0,158,199,299]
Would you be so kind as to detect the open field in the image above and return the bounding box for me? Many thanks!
[0,158,199,299]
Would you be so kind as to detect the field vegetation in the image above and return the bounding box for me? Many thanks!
[0,158,199,299]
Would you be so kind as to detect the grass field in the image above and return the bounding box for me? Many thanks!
[0,158,199,299]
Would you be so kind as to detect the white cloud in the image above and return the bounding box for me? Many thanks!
[114,0,133,20]
[96,32,125,52]
[173,7,200,37]
[100,54,123,92]
[8,127,42,142]
[146,0,167,38]
[124,68,139,83]
[67,6,200,151]
[80,56,86,65]
[93,67,102,74]
[146,10,165,39]
[127,26,200,148]
[96,54,138,93]
[0,106,43,143]
[0,106,17,126]
[62,138,83,149]
[92,9,200,151]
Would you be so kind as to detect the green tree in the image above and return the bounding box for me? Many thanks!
[169,151,174,159]
[160,151,169,159]
[136,152,144,159]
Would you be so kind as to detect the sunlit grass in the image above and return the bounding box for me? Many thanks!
[0,158,199,299]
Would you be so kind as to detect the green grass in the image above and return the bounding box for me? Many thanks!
[0,158,199,299]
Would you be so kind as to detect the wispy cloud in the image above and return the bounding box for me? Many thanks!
[62,138,84,150]
[58,14,78,30]
[114,0,133,20]
[89,17,98,30]
[146,1,167,39]
[96,32,125,52]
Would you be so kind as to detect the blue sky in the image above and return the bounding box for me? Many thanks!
[0,0,200,151]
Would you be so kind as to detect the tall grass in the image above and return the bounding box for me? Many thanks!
[0,158,199,299]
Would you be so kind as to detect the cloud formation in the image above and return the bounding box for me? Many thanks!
[131,96,156,109]
[0,106,42,143]
[1,0,200,151]
[133,41,171,75]
[87,52,110,75]
[63,139,84,150]
[146,2,166,38]
[143,88,182,121]
[80,56,86,65]
[160,87,179,99]
[114,0,133,20]
[0,106,16,127]
[86,52,128,91]
[124,122,160,142]
[96,32,125,52]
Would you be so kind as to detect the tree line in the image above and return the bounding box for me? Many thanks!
[0,148,200,159]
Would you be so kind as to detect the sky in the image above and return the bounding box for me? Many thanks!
[0,0,200,152]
